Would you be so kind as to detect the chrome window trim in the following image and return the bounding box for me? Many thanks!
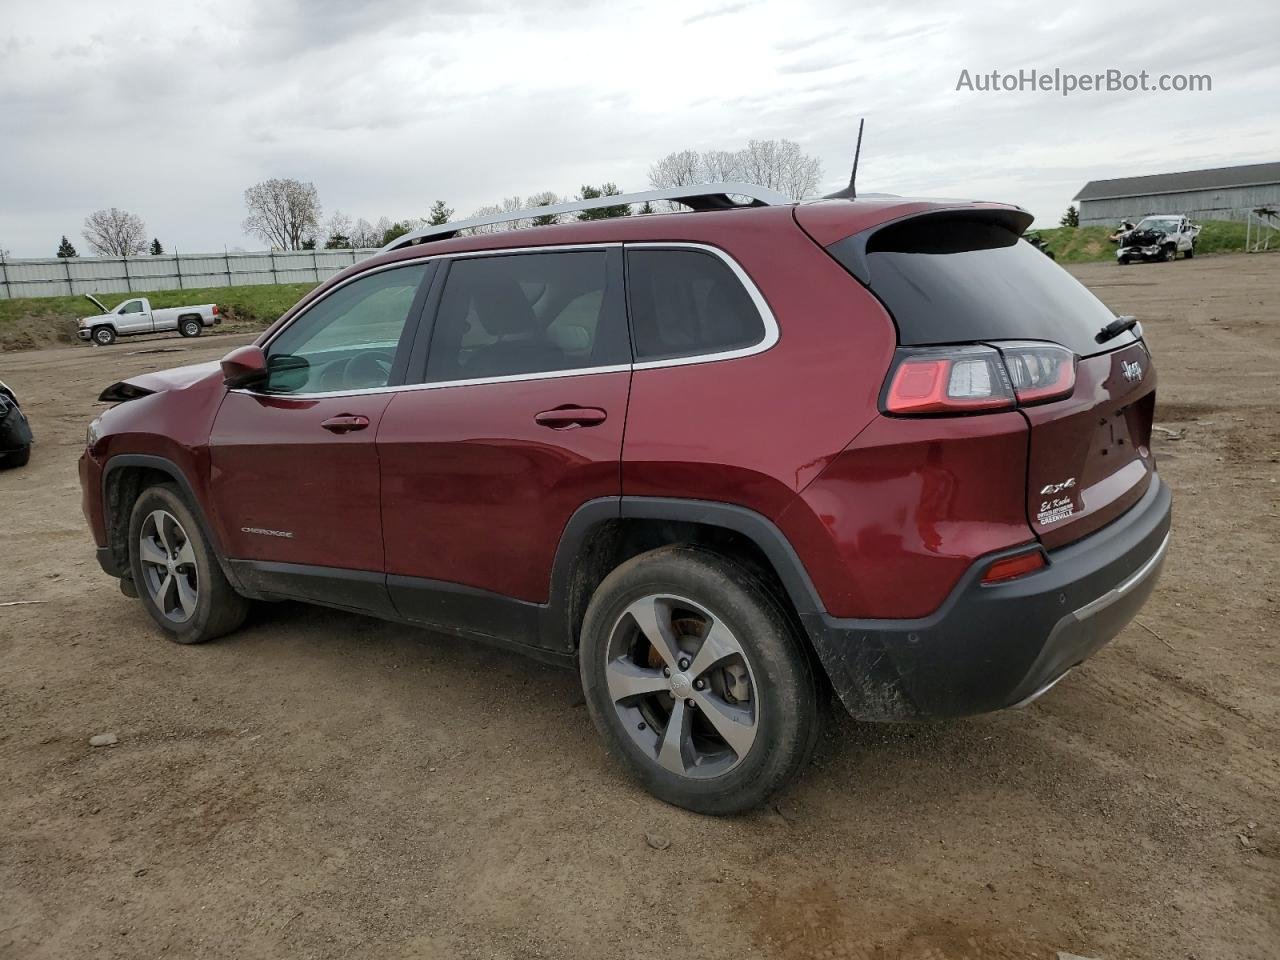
[625,242,779,371]
[239,240,776,400]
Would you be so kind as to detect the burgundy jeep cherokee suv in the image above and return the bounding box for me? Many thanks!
[80,187,1171,813]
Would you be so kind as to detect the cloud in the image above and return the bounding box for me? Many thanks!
[0,0,1277,256]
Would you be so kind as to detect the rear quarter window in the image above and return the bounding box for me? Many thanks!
[625,249,766,362]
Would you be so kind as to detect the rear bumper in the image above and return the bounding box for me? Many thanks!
[803,475,1172,720]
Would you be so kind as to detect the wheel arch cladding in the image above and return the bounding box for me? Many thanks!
[549,497,828,653]
[102,454,234,586]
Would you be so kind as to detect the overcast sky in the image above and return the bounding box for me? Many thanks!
[2,0,1277,257]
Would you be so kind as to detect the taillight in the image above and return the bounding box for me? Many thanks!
[996,341,1076,405]
[883,342,1076,416]
[884,346,1014,415]
[981,548,1047,584]
[212,305,220,315]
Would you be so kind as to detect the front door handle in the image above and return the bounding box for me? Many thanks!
[534,406,607,429]
[321,414,370,434]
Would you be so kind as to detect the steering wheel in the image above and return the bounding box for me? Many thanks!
[343,350,395,389]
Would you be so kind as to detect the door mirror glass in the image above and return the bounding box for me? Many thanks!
[220,345,269,389]
[265,354,310,393]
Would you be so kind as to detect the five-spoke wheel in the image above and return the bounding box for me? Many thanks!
[138,509,199,623]
[580,545,821,814]
[127,483,249,644]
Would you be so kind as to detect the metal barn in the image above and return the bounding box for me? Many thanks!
[1074,161,1280,226]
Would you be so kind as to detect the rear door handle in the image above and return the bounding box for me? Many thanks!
[321,414,370,434]
[534,406,607,429]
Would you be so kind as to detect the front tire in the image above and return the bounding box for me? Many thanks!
[579,546,821,814]
[127,484,249,644]
[92,326,117,346]
[179,318,202,338]
[1163,245,1176,262]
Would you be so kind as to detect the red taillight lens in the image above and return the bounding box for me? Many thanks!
[212,305,220,315]
[883,342,1077,416]
[997,341,1076,405]
[884,346,1015,415]
[981,548,1047,584]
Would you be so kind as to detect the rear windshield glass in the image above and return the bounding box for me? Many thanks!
[830,215,1134,357]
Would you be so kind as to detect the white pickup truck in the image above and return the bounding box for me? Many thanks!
[77,294,221,346]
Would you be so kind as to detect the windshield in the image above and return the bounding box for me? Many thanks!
[1137,218,1180,232]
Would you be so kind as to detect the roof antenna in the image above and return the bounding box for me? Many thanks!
[824,118,864,200]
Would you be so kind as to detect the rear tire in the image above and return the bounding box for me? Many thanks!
[92,326,117,346]
[579,545,821,815]
[1118,256,1130,266]
[127,484,249,644]
[179,318,202,338]
[1184,245,1194,259]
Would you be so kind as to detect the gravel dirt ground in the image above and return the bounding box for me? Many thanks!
[2,255,1277,960]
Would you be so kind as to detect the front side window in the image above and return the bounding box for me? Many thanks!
[625,249,766,362]
[264,263,428,393]
[119,300,144,314]
[425,251,627,382]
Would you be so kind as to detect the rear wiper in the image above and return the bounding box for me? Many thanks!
[1096,315,1139,344]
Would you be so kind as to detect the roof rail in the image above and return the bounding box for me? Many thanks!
[381,182,790,251]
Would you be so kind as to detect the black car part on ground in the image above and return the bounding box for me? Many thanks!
[0,385,34,466]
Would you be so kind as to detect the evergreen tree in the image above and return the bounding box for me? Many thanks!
[576,183,631,220]
[324,233,351,249]
[56,235,78,258]
[1060,205,1079,228]
[427,200,454,225]
[380,222,413,246]
[301,237,317,250]
[637,201,655,216]
[150,237,163,255]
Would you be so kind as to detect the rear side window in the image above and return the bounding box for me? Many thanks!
[426,251,628,382]
[830,215,1134,358]
[626,249,766,362]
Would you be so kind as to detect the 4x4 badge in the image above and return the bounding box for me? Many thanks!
[1122,359,1144,382]
[1040,478,1076,496]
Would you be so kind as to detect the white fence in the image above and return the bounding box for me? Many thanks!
[0,248,381,300]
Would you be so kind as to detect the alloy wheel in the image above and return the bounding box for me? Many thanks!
[138,509,199,623]
[604,594,760,779]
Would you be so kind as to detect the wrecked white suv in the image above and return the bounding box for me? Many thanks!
[1117,216,1201,264]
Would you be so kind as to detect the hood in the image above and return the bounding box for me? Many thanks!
[98,361,223,403]
[1126,228,1166,246]
[84,293,110,314]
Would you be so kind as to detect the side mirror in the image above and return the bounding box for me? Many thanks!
[220,345,268,389]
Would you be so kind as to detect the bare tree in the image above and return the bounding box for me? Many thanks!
[242,178,321,250]
[700,149,743,183]
[350,218,380,248]
[82,207,148,256]
[649,139,822,201]
[648,150,701,189]
[464,196,532,235]
[737,139,821,200]
[323,210,353,248]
